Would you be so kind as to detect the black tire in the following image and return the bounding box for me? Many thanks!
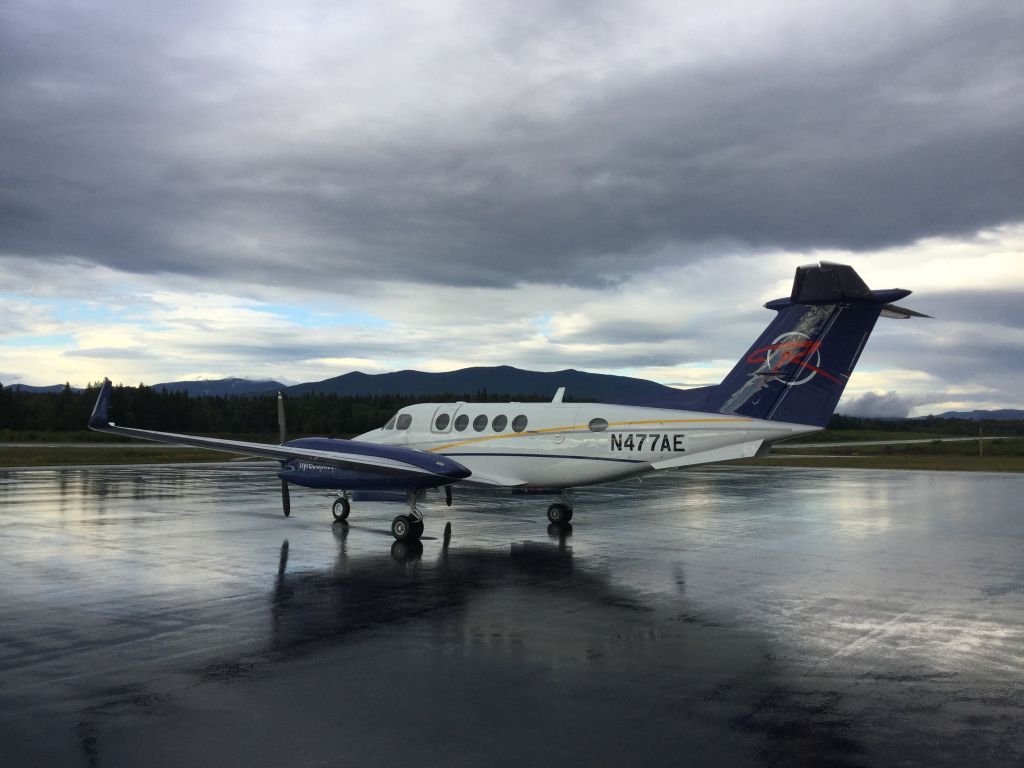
[332,497,350,522]
[547,503,567,524]
[563,507,573,523]
[410,519,424,540]
[392,515,412,541]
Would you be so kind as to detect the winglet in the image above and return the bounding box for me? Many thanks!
[88,379,113,430]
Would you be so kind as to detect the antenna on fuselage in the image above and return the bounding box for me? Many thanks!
[552,387,565,403]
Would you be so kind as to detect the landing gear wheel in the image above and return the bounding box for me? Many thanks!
[547,503,573,524]
[332,497,350,522]
[392,514,423,542]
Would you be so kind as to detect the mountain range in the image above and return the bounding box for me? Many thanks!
[6,370,1022,420]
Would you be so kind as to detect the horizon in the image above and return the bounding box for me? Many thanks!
[5,366,1021,418]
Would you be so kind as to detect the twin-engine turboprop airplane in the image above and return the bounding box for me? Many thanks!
[88,262,927,542]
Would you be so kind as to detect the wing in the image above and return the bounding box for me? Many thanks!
[87,380,470,481]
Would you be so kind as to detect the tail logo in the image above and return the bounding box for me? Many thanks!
[746,332,841,386]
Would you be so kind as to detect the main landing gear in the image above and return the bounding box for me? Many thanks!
[547,494,574,525]
[391,490,425,542]
[328,490,427,541]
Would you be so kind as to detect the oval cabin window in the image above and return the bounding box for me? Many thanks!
[588,417,608,432]
[492,415,508,432]
[434,413,450,431]
[511,415,528,432]
[454,414,469,431]
[473,415,488,432]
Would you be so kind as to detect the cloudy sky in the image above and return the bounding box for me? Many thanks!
[2,0,1022,416]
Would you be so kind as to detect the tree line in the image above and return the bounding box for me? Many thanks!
[1,382,1022,439]
[0,383,554,438]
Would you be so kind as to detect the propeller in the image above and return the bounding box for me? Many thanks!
[281,479,291,517]
[278,391,291,517]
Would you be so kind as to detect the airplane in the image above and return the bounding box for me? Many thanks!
[88,261,928,542]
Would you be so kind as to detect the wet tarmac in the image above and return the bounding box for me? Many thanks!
[1,465,1022,767]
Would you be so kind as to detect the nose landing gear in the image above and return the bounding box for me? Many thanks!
[332,496,350,522]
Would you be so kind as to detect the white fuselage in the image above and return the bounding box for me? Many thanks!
[357,402,818,489]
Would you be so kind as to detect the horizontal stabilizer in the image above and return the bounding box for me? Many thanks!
[880,304,932,319]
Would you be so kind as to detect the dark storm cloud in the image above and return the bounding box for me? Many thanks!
[2,1,1022,291]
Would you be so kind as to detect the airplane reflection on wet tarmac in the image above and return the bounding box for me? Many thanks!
[267,522,616,659]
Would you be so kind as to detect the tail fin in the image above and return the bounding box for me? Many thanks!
[704,262,927,427]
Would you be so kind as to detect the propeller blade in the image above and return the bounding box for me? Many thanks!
[281,479,291,517]
[277,392,287,444]
[445,485,452,506]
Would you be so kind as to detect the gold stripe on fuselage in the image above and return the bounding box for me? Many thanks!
[426,417,753,453]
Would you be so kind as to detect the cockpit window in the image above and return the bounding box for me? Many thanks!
[396,414,412,430]
[384,416,397,430]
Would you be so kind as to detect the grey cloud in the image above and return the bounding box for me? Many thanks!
[2,1,1023,292]
[547,309,768,346]
[63,347,154,359]
[912,291,1024,329]
[838,390,923,418]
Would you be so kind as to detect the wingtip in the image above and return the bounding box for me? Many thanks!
[88,378,113,430]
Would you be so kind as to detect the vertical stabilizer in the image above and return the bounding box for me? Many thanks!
[703,262,921,427]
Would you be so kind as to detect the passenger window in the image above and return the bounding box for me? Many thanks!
[454,414,469,431]
[396,414,412,430]
[434,413,450,431]
[492,414,508,432]
[384,416,397,430]
[473,415,487,432]
[588,418,608,432]
[512,415,528,432]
